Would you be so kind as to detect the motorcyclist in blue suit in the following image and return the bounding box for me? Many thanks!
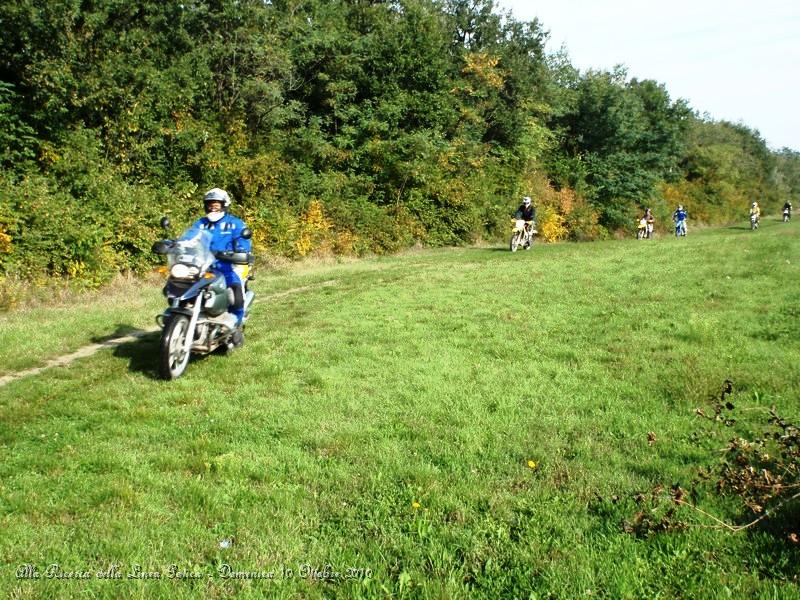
[187,188,252,329]
[672,204,688,237]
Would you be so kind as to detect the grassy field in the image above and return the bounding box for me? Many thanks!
[1,219,799,598]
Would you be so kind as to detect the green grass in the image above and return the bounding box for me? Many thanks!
[1,219,799,598]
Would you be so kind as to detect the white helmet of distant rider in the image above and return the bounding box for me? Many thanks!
[204,188,231,223]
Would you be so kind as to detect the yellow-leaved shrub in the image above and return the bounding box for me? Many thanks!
[0,227,11,254]
[538,210,568,242]
[295,200,334,257]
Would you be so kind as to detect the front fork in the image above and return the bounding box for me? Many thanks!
[181,295,204,356]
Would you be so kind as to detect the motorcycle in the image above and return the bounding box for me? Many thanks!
[152,217,254,380]
[510,219,536,252]
[674,219,687,237]
[750,213,759,230]
[783,208,791,222]
[636,218,647,240]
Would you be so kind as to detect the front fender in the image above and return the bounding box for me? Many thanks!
[180,277,215,301]
[156,306,193,329]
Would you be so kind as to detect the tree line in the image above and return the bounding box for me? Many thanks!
[1,0,798,284]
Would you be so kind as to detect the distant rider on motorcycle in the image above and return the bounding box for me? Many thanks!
[750,201,761,229]
[645,208,655,239]
[514,196,537,248]
[186,188,252,333]
[639,207,655,239]
[784,200,793,221]
[672,205,687,237]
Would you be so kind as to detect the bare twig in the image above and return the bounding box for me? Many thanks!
[676,490,800,534]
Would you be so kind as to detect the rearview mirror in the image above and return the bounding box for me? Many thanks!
[160,216,171,231]
[240,227,252,240]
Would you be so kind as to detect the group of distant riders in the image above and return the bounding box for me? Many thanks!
[630,199,793,239]
[511,196,793,247]
[750,200,793,228]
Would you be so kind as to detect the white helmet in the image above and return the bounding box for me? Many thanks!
[523,196,532,206]
[752,202,757,207]
[204,188,232,211]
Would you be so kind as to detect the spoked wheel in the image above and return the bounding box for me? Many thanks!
[159,315,191,380]
[510,231,522,252]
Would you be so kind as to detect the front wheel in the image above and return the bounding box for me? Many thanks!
[523,230,534,249]
[510,231,522,252]
[159,314,191,380]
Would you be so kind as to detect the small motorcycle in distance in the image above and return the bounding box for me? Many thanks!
[510,219,536,252]
[152,217,254,380]
[636,217,647,240]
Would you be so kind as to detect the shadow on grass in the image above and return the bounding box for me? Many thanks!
[466,246,528,253]
[102,324,161,379]
[108,324,222,379]
[745,504,800,581]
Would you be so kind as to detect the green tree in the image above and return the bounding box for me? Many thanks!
[553,68,691,229]
[677,119,775,222]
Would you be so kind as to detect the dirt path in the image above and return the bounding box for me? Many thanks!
[0,279,338,388]
[0,330,158,388]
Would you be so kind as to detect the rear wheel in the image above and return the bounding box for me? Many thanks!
[159,315,191,380]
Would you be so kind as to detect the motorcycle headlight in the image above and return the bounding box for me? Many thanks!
[170,264,199,279]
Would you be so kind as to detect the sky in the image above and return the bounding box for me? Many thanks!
[496,0,800,151]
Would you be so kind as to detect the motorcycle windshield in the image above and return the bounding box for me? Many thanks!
[167,228,215,272]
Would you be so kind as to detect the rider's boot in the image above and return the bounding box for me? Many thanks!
[226,306,246,350]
